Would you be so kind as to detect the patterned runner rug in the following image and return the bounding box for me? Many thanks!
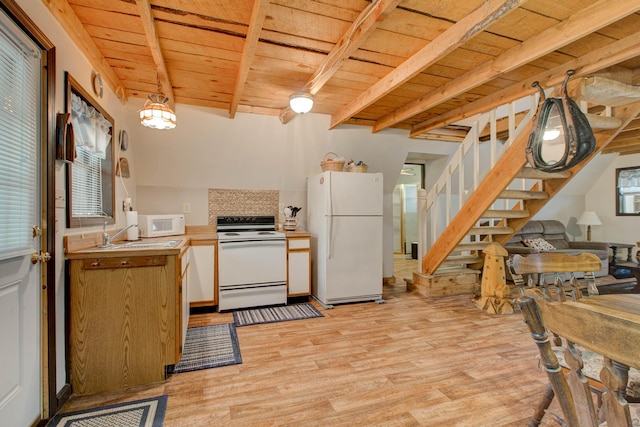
[49,395,167,427]
[233,303,324,327]
[172,323,242,373]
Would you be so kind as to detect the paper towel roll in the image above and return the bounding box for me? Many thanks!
[126,210,139,241]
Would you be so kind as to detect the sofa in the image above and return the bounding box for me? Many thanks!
[504,220,609,278]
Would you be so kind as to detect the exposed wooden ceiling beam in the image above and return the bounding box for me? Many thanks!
[308,0,400,96]
[410,33,640,138]
[42,0,127,100]
[375,0,640,133]
[229,0,270,119]
[280,0,401,124]
[135,0,174,107]
[328,0,527,130]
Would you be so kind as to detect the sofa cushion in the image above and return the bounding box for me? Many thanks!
[545,236,570,249]
[520,221,544,234]
[539,220,566,235]
[524,238,556,251]
[540,220,571,249]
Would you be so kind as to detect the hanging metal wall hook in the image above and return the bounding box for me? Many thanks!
[531,81,546,101]
[561,69,575,97]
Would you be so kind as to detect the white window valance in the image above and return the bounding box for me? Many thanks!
[71,92,111,159]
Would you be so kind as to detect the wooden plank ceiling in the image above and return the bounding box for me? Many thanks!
[45,0,640,153]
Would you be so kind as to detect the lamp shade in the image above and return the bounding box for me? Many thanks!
[577,211,601,226]
[139,94,176,130]
[289,92,313,114]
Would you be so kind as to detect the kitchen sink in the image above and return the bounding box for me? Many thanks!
[90,240,182,251]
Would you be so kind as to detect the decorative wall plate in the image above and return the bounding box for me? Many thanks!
[116,157,130,178]
[91,71,103,98]
[119,129,129,151]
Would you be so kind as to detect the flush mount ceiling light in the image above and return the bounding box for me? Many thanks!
[289,92,314,114]
[139,79,176,130]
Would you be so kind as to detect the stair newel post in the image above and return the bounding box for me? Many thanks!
[473,242,514,314]
[417,188,427,269]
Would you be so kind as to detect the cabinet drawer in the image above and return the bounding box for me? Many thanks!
[288,238,310,250]
[82,255,167,270]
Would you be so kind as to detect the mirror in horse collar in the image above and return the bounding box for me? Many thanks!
[526,70,596,173]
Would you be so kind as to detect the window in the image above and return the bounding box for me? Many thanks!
[0,13,40,259]
[65,72,115,228]
[616,166,640,216]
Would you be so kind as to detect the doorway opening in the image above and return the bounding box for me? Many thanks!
[393,163,423,283]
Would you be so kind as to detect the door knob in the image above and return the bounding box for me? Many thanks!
[31,251,51,264]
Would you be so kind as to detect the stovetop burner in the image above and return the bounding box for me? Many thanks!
[216,215,284,241]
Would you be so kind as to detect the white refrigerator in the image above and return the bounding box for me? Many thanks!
[307,171,384,307]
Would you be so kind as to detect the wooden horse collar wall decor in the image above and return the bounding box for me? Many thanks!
[526,70,596,172]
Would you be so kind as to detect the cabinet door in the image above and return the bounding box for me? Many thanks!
[288,237,310,296]
[69,257,177,395]
[189,245,216,305]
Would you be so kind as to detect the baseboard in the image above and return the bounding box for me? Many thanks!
[57,383,72,411]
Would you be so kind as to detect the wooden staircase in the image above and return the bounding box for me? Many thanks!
[441,167,572,270]
[411,83,640,297]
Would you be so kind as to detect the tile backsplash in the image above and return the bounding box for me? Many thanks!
[208,189,279,227]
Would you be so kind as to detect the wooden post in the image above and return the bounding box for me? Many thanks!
[473,242,514,314]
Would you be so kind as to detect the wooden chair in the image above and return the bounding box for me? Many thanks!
[510,252,640,426]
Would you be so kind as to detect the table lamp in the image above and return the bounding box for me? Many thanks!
[577,211,601,241]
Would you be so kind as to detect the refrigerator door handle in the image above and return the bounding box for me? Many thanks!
[326,214,332,259]
[327,172,333,259]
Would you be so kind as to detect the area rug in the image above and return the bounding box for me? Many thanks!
[233,303,324,327]
[172,323,242,373]
[48,395,167,427]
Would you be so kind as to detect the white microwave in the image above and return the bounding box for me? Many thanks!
[138,214,185,238]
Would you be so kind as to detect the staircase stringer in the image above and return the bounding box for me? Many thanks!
[420,98,640,276]
[421,119,533,275]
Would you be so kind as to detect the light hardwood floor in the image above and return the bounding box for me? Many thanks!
[56,271,564,426]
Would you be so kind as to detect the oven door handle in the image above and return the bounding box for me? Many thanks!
[218,240,285,250]
[219,281,286,291]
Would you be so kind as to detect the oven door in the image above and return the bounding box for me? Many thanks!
[218,239,287,310]
[218,239,286,286]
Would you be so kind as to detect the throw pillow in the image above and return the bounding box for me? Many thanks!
[524,238,556,251]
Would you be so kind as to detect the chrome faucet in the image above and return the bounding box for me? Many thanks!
[100,222,138,247]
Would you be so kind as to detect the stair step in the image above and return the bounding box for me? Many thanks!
[455,242,490,251]
[468,226,514,235]
[499,189,548,200]
[482,209,530,219]
[516,167,572,180]
[441,255,483,265]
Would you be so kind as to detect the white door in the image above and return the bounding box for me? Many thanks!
[325,216,383,301]
[0,10,43,426]
[327,172,383,216]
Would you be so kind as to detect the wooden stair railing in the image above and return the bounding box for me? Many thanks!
[420,97,640,277]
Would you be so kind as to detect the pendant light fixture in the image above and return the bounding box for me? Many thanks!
[139,76,176,130]
[289,92,314,114]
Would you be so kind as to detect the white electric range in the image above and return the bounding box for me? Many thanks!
[216,215,286,311]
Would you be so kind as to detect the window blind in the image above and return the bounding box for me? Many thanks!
[0,19,40,260]
[71,147,105,217]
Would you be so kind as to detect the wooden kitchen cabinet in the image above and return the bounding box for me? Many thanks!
[68,250,186,395]
[188,241,217,308]
[287,233,311,296]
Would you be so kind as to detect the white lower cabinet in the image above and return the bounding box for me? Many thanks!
[287,235,311,296]
[188,242,217,307]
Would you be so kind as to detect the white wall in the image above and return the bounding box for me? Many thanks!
[125,104,459,279]
[585,153,640,248]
